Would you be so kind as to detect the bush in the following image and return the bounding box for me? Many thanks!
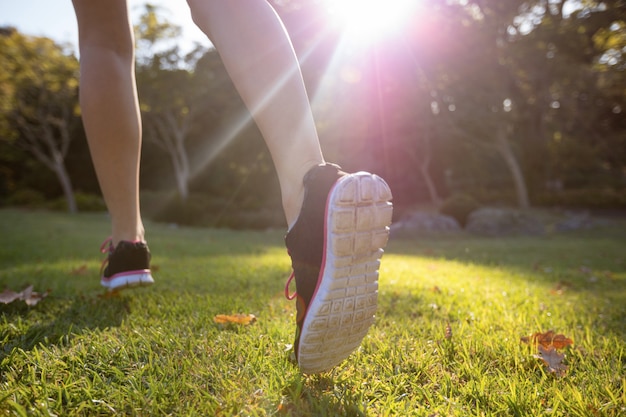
[533,188,626,209]
[217,208,285,230]
[46,192,106,212]
[439,193,481,227]
[6,188,46,208]
[75,192,107,212]
[147,192,285,230]
[151,193,215,227]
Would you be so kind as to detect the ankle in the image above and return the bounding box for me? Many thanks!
[111,227,145,246]
[283,189,305,229]
[282,161,326,228]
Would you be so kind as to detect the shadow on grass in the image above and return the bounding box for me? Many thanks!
[0,294,129,362]
[385,231,625,298]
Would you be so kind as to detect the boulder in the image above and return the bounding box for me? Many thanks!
[465,207,545,236]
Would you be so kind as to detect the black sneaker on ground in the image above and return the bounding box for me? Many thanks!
[100,239,155,291]
[285,163,393,373]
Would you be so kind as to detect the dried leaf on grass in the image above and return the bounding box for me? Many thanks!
[0,285,49,306]
[549,280,573,295]
[521,330,573,349]
[534,345,569,376]
[214,313,257,326]
[71,264,88,275]
[521,330,573,376]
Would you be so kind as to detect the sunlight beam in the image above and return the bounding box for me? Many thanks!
[325,0,419,45]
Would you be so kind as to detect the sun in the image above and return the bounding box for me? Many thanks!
[324,0,419,44]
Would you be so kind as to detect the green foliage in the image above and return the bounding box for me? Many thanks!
[3,0,626,214]
[49,192,106,212]
[439,193,481,226]
[146,192,284,230]
[5,190,105,212]
[534,187,626,209]
[5,188,46,207]
[1,209,625,415]
[0,27,80,212]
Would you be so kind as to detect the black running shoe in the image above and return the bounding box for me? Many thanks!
[285,163,393,373]
[100,238,154,291]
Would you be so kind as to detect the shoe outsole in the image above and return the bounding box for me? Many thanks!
[298,172,393,373]
[101,271,154,292]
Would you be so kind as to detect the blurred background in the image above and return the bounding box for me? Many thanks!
[1,0,624,229]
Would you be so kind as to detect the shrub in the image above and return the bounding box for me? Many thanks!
[439,193,481,227]
[74,192,107,212]
[533,188,626,209]
[151,193,216,227]
[216,208,285,230]
[6,188,46,208]
[45,192,106,212]
[147,192,285,230]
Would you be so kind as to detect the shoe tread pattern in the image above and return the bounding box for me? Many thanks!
[299,172,392,373]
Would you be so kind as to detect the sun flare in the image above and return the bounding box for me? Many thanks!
[325,0,419,44]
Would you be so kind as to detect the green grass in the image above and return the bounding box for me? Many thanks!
[1,208,624,416]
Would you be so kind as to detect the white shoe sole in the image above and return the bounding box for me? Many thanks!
[298,172,393,373]
[101,271,154,291]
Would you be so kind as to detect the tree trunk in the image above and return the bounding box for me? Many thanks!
[16,113,77,213]
[53,159,78,213]
[409,133,442,208]
[495,125,530,209]
[148,111,192,200]
[419,162,442,208]
[170,145,190,200]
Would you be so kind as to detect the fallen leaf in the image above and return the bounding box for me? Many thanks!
[534,345,568,376]
[0,285,49,306]
[0,288,21,304]
[98,290,123,299]
[71,264,88,275]
[549,281,572,295]
[521,330,573,349]
[214,313,256,326]
[21,286,49,306]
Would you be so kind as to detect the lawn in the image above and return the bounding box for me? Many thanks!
[0,208,624,416]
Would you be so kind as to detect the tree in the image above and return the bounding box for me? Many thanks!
[272,0,626,211]
[502,0,626,194]
[135,5,207,200]
[0,28,80,212]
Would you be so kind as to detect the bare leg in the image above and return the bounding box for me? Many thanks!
[72,0,144,244]
[187,0,325,227]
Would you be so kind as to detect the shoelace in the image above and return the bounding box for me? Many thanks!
[284,270,297,300]
[99,237,114,277]
[284,248,298,300]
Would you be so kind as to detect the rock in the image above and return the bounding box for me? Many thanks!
[555,210,593,232]
[466,207,545,236]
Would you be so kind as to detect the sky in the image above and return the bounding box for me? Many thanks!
[0,0,212,53]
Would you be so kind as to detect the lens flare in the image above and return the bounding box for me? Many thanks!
[325,0,419,44]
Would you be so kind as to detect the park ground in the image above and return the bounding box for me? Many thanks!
[0,208,624,416]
